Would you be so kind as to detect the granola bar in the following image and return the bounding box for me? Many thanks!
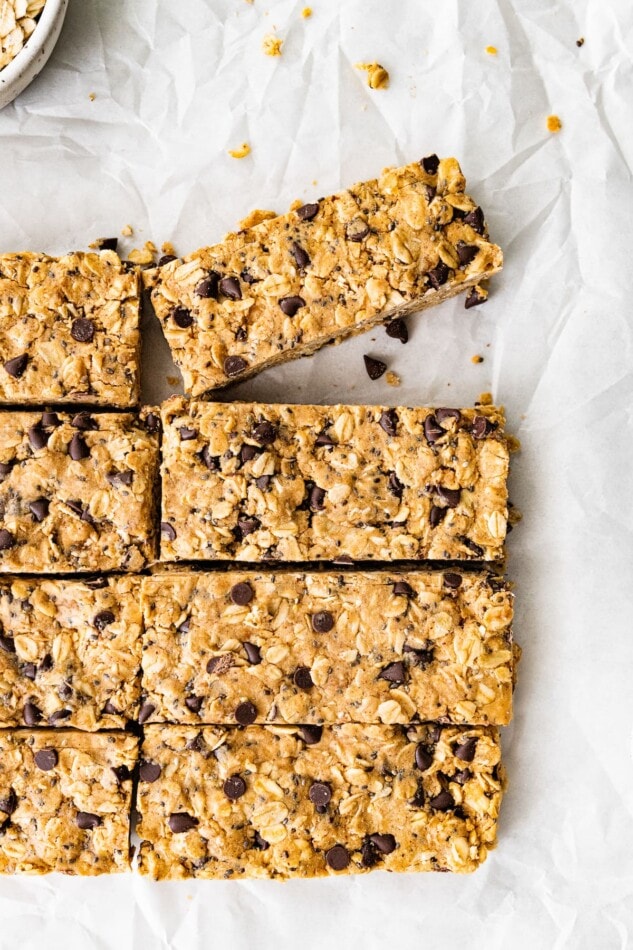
[0,251,140,406]
[0,576,142,729]
[136,723,503,878]
[0,410,159,573]
[159,399,509,562]
[140,570,514,726]
[145,158,503,394]
[0,730,137,874]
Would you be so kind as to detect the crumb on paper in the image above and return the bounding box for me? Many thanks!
[507,435,522,455]
[385,371,401,387]
[121,224,133,237]
[88,92,96,102]
[477,392,493,406]
[302,6,312,17]
[228,143,251,159]
[239,208,277,230]
[355,62,390,90]
[471,354,484,364]
[166,376,180,387]
[262,33,283,56]
[547,114,562,133]
[576,37,584,47]
[161,241,176,257]
[485,45,498,55]
[127,241,157,266]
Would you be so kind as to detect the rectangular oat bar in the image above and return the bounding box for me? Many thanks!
[0,410,159,573]
[0,730,137,874]
[0,251,140,406]
[0,576,142,730]
[136,723,503,878]
[140,570,514,726]
[145,158,502,394]
[159,399,509,562]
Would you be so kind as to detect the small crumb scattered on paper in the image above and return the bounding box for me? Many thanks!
[486,45,498,55]
[88,92,96,101]
[471,354,484,364]
[239,209,277,229]
[355,62,390,90]
[547,114,562,132]
[262,34,283,57]
[121,224,133,237]
[576,37,585,47]
[385,371,401,387]
[228,143,251,159]
[302,7,312,18]
[478,392,493,406]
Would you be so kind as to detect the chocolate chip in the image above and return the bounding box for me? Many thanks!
[379,409,398,436]
[236,517,259,539]
[404,645,434,668]
[106,469,133,487]
[76,811,102,830]
[195,273,220,299]
[0,460,14,477]
[23,701,41,726]
[71,411,97,430]
[424,184,437,202]
[34,748,58,771]
[253,831,269,851]
[27,426,48,451]
[429,790,454,811]
[443,572,462,589]
[429,505,445,527]
[93,610,115,631]
[293,666,313,690]
[309,485,326,510]
[436,407,461,425]
[29,498,49,522]
[385,318,408,343]
[96,237,118,251]
[415,744,434,771]
[436,486,461,508]
[168,813,198,833]
[379,661,405,684]
[347,218,370,242]
[240,269,258,285]
[158,254,177,267]
[235,701,257,725]
[253,421,276,445]
[463,206,485,234]
[22,663,36,680]
[309,782,331,808]
[179,427,197,441]
[369,833,396,854]
[111,765,131,783]
[315,430,335,447]
[219,276,242,300]
[291,243,310,269]
[66,500,85,517]
[325,845,350,871]
[41,412,60,428]
[48,709,71,723]
[0,789,17,814]
[460,536,484,557]
[185,695,203,713]
[312,610,334,633]
[71,318,95,343]
[161,522,177,541]
[423,414,443,444]
[360,839,379,868]
[139,761,162,783]
[421,154,440,174]
[176,618,190,635]
[279,295,306,317]
[3,354,28,378]
[198,445,219,470]
[224,355,248,377]
[39,654,53,674]
[255,475,270,491]
[0,529,15,551]
[465,286,487,309]
[102,700,118,715]
[230,581,254,606]
[240,444,258,464]
[0,632,15,653]
[296,202,319,221]
[454,769,471,785]
[224,775,247,800]
[363,355,387,380]
[69,433,89,461]
[427,261,450,289]
[299,725,322,745]
[454,737,478,762]
[144,412,161,434]
[456,242,479,267]
[59,683,74,700]
[392,580,415,597]
[172,306,193,328]
[387,472,403,498]
[206,654,233,675]
[471,415,495,439]
[244,642,261,665]
[138,702,156,724]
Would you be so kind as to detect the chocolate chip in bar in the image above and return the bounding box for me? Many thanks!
[454,737,478,762]
[140,761,162,783]
[379,661,405,684]
[463,206,485,234]
[427,261,450,290]
[29,498,49,522]
[456,242,479,267]
[219,276,242,300]
[223,775,247,800]
[185,695,203,713]
[325,844,350,871]
[471,415,496,439]
[293,666,313,690]
[279,295,306,317]
[299,725,323,745]
[421,154,440,174]
[172,306,193,328]
[224,355,248,377]
[415,743,434,772]
[309,781,332,808]
[291,243,310,269]
[423,414,443,444]
[465,286,487,309]
[230,581,254,606]
[392,580,415,597]
[161,522,177,541]
[429,790,454,811]
[311,610,334,633]
[235,701,257,725]
[243,641,262,665]
[71,318,96,343]
[3,354,28,378]
[76,811,102,830]
[296,202,320,221]
[69,433,90,461]
[93,610,115,631]
[195,273,220,299]
[168,813,198,834]
[23,701,42,726]
[138,702,156,724]
[443,572,462,590]
[27,425,48,451]
[379,409,398,436]
[0,529,16,551]
[252,421,276,445]
[436,486,461,508]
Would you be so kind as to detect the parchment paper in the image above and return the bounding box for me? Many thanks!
[1,1,632,947]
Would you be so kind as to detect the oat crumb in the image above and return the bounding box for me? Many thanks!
[128,241,157,266]
[88,92,96,101]
[228,143,251,159]
[576,37,584,47]
[507,435,522,454]
[262,34,283,56]
[485,46,498,55]
[471,354,484,364]
[385,371,401,387]
[478,392,493,406]
[356,62,390,90]
[161,241,177,257]
[547,114,562,133]
[302,7,312,17]
[121,224,133,237]
[239,209,277,230]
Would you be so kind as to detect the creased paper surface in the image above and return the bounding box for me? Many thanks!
[1,1,633,947]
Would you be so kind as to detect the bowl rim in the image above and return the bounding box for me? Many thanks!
[0,0,69,89]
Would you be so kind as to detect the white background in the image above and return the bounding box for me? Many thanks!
[1,1,633,947]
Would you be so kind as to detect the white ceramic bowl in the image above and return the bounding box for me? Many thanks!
[0,0,68,110]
